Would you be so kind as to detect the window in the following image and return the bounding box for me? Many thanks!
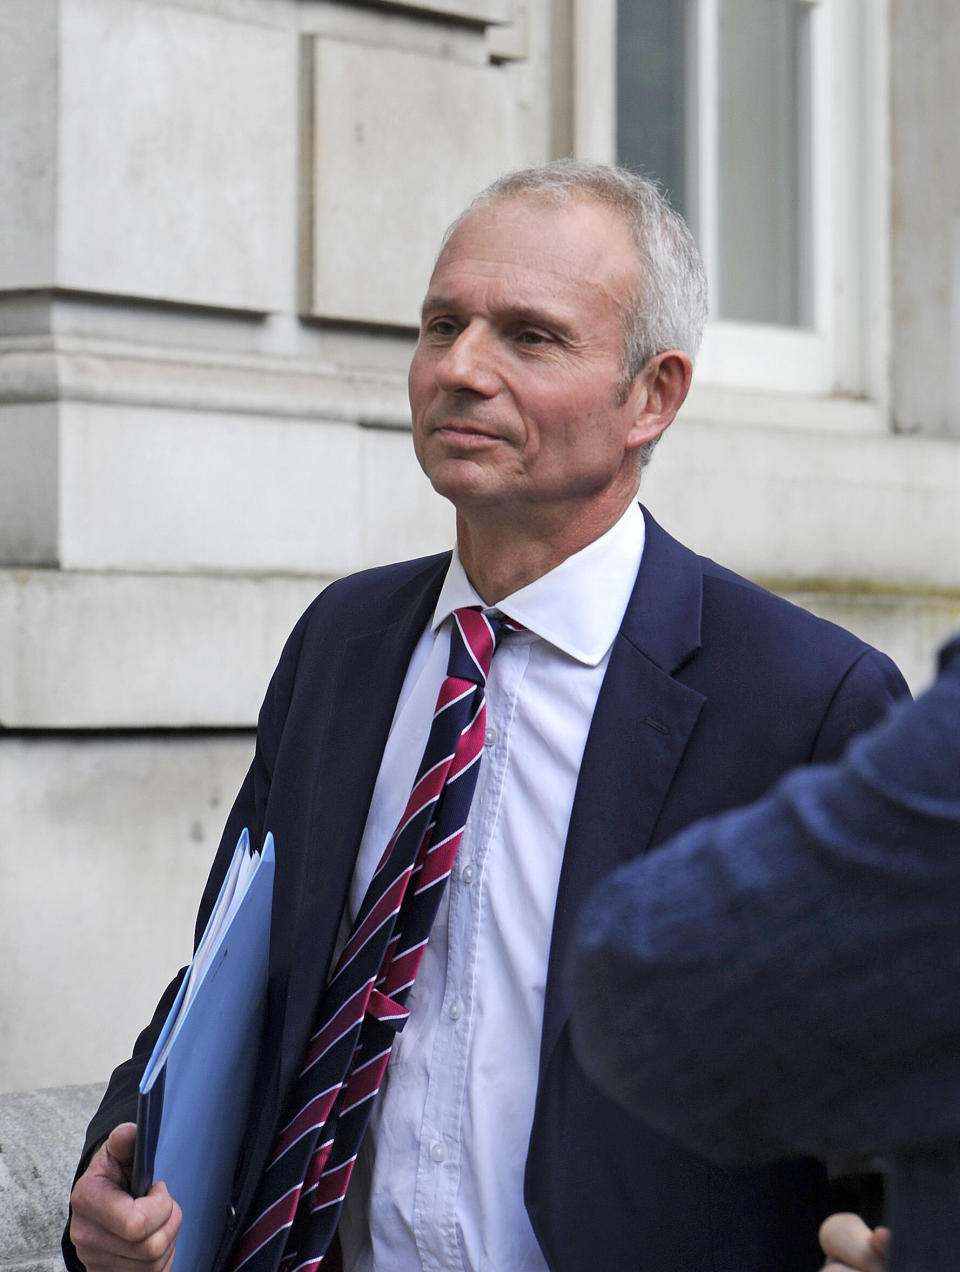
[575,0,888,402]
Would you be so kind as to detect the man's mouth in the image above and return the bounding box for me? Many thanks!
[434,422,502,443]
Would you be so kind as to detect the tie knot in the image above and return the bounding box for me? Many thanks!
[447,607,523,685]
[488,609,526,643]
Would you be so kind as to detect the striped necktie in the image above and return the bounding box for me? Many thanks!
[229,606,521,1272]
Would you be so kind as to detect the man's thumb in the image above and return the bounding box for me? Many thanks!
[102,1122,138,1182]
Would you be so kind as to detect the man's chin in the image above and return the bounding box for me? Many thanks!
[424,458,506,508]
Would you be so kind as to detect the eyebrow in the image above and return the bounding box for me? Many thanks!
[419,295,579,340]
[419,295,457,322]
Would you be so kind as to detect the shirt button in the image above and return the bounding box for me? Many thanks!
[461,863,476,883]
[484,726,497,747]
[449,999,463,1021]
[430,1140,447,1163]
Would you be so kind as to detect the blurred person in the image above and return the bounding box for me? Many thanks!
[572,636,960,1272]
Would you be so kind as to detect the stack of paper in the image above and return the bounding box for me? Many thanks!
[132,828,276,1271]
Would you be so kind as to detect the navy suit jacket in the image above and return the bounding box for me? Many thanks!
[571,636,960,1272]
[68,508,907,1272]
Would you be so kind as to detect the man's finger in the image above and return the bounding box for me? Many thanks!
[70,1124,180,1260]
[819,1212,887,1272]
[70,1174,181,1272]
[71,1185,181,1256]
[871,1227,891,1257]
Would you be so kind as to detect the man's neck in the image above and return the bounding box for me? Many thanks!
[454,495,639,603]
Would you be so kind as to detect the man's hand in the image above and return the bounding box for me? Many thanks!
[820,1212,890,1272]
[69,1123,182,1272]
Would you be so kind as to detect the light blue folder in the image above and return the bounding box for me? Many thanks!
[132,828,275,1272]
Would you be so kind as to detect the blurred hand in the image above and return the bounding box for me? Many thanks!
[820,1211,890,1272]
[69,1122,182,1272]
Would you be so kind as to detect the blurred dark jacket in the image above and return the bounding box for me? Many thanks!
[572,636,960,1272]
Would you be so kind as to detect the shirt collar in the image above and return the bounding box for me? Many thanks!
[432,501,645,667]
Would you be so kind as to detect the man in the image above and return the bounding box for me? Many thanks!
[65,160,907,1272]
[571,635,960,1272]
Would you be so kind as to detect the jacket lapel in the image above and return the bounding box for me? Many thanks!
[277,557,451,1096]
[229,556,450,1240]
[540,509,707,1064]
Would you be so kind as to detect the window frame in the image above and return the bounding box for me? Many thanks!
[573,0,890,407]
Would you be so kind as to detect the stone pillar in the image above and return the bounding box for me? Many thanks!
[891,0,960,437]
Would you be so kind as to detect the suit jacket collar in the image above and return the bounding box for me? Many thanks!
[622,506,704,671]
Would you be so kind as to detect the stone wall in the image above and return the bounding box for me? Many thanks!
[1,0,959,1098]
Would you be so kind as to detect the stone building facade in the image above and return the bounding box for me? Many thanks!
[1,0,958,1107]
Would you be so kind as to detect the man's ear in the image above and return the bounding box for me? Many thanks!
[626,350,694,451]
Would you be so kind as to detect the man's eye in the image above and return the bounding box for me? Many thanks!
[517,329,551,345]
[427,319,459,338]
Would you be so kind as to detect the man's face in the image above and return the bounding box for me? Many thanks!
[409,196,663,534]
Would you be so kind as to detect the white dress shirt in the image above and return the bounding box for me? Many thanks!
[338,502,646,1272]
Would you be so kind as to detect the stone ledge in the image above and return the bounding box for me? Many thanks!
[643,419,960,593]
[0,570,329,728]
[0,343,412,428]
[1,566,956,731]
[0,1084,103,1272]
[0,399,454,575]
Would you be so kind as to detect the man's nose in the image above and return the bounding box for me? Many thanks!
[434,325,500,396]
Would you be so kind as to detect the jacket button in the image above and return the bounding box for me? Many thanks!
[226,1203,238,1227]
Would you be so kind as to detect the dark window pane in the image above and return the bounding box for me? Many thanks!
[616,0,690,220]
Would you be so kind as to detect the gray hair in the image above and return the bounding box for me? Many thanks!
[445,160,709,465]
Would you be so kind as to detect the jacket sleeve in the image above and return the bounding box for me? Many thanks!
[61,600,317,1272]
[570,636,960,1165]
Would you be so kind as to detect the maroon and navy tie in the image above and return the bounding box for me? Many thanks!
[228,606,521,1272]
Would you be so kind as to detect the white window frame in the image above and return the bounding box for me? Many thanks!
[573,0,890,408]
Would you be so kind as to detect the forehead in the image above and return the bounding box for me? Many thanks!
[424,196,639,318]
